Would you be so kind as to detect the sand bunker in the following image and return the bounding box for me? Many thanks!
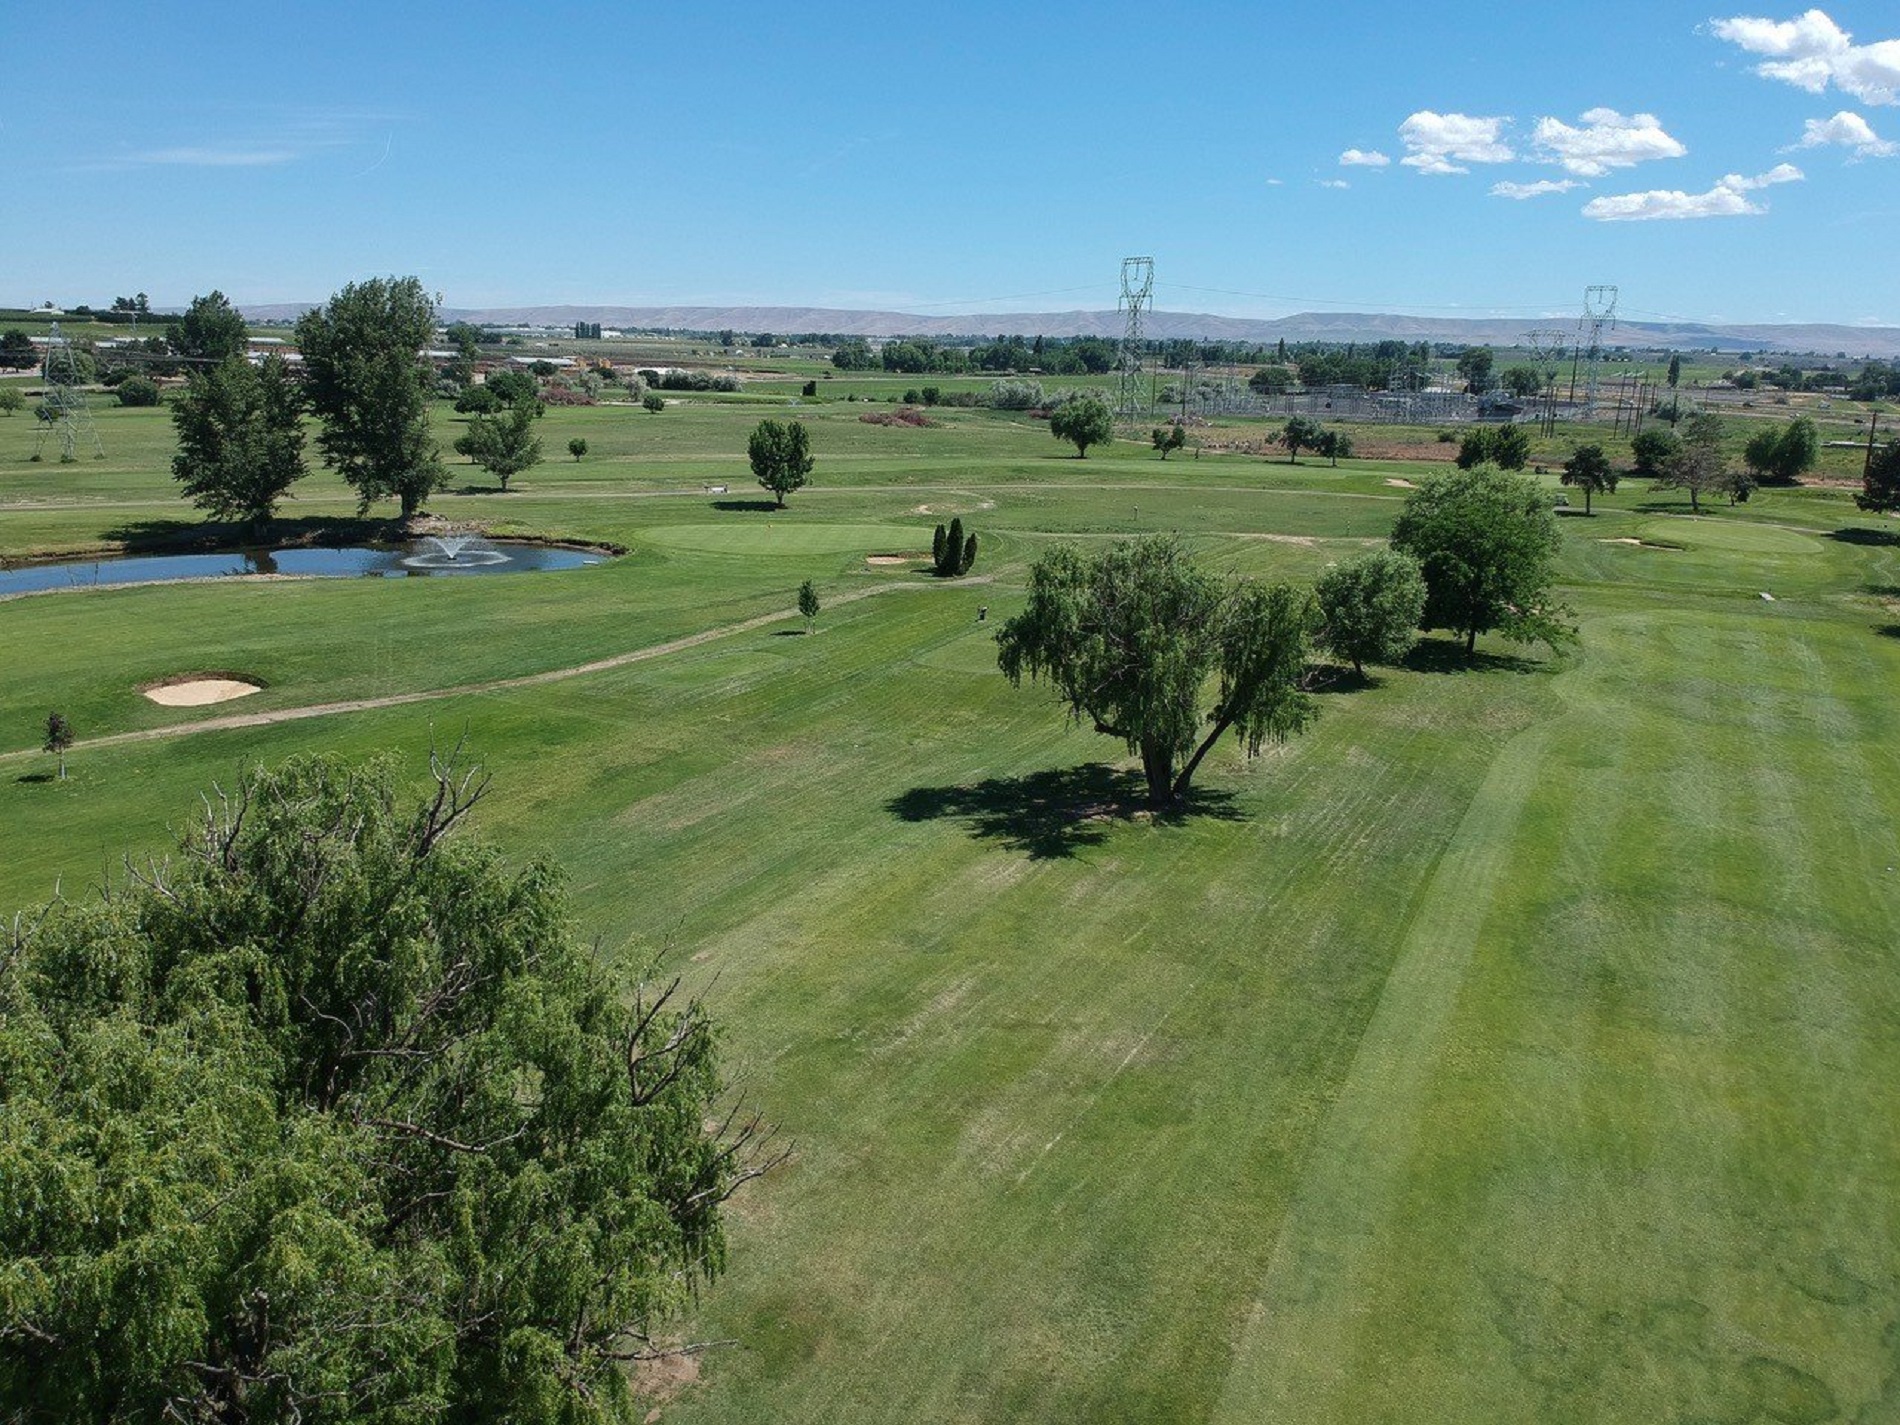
[1383,478,1418,489]
[143,676,263,707]
[866,554,923,566]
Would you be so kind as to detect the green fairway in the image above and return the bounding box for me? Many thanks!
[4,391,1899,1422]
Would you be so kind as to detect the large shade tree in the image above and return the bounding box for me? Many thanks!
[1048,396,1113,458]
[747,418,813,506]
[0,755,776,1424]
[295,276,445,517]
[1389,464,1573,656]
[167,290,250,367]
[996,537,1315,807]
[170,354,307,529]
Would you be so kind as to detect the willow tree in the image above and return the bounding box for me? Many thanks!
[996,537,1315,807]
[0,755,779,1423]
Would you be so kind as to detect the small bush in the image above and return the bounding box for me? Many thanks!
[643,392,665,413]
[115,375,161,407]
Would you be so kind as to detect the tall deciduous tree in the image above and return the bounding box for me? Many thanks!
[1560,442,1618,514]
[167,290,249,366]
[1652,411,1727,514]
[453,400,542,492]
[747,418,813,506]
[0,756,777,1424]
[170,354,307,530]
[995,537,1315,807]
[1743,415,1819,485]
[1855,440,1900,515]
[1313,549,1427,677]
[1390,465,1573,656]
[296,277,445,517]
[1049,396,1113,458]
[1630,427,1682,480]
[1316,428,1355,467]
[1280,414,1323,463]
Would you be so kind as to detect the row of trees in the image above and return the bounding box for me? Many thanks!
[169,280,448,526]
[998,464,1570,806]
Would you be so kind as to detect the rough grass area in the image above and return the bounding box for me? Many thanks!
[3,395,1899,1422]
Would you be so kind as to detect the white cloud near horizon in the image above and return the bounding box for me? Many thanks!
[1793,109,1897,156]
[1398,111,1514,174]
[1531,109,1686,175]
[1491,178,1583,199]
[1582,163,1803,220]
[1339,148,1390,166]
[1712,9,1900,105]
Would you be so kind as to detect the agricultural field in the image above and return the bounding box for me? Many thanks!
[4,390,1899,1422]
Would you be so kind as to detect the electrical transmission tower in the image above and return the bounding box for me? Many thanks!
[33,324,104,464]
[1115,256,1154,419]
[1523,327,1570,435]
[1577,285,1618,419]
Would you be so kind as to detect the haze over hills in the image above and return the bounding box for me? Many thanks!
[231,303,1900,360]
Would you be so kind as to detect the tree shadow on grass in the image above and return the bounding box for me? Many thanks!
[102,514,398,552]
[888,763,1241,860]
[711,499,781,513]
[1401,638,1544,675]
[1305,664,1383,695]
[1877,625,1900,640]
[1832,527,1900,547]
[15,772,54,785]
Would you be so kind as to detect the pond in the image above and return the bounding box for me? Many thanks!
[0,538,606,598]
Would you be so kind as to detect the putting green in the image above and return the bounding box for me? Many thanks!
[639,522,930,557]
[1634,518,1819,556]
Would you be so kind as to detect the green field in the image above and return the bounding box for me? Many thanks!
[4,393,1899,1422]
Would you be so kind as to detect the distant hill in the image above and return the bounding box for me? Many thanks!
[233,302,1900,359]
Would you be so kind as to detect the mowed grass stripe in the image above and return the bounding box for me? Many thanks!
[1209,606,1900,1421]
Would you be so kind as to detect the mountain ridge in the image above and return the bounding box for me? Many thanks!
[232,302,1900,359]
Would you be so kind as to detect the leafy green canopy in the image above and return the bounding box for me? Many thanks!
[747,418,813,505]
[168,291,250,367]
[454,401,543,492]
[1313,549,1427,677]
[170,355,307,527]
[295,277,445,518]
[0,757,762,1424]
[996,537,1314,806]
[1048,396,1112,458]
[1390,465,1573,656]
[1858,440,1900,515]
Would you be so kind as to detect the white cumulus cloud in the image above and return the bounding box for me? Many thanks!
[1531,108,1686,175]
[1397,111,1514,174]
[1491,179,1584,199]
[1793,109,1897,155]
[1319,179,1351,189]
[1339,148,1390,167]
[1712,9,1900,105]
[1581,163,1802,220]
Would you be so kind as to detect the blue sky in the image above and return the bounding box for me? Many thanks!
[6,2,1896,327]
